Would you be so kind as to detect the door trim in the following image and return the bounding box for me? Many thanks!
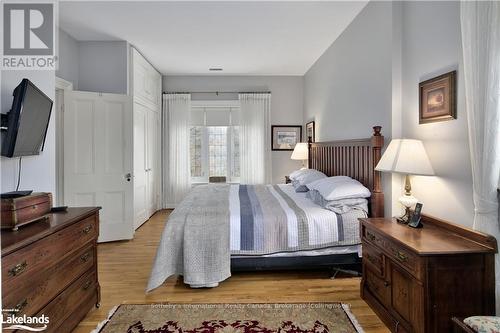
[55,77,73,205]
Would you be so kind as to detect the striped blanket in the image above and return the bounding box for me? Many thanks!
[230,184,365,256]
[148,184,366,290]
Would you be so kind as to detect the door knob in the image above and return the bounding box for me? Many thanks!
[125,173,132,181]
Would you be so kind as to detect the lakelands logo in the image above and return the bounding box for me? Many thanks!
[1,313,49,332]
[1,1,57,70]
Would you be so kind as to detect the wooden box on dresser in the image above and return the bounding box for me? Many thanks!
[360,215,496,333]
[1,207,101,333]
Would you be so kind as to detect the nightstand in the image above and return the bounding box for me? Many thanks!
[285,176,291,184]
[359,215,496,333]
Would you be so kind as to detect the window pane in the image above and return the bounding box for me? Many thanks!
[232,126,240,178]
[190,126,203,177]
[208,127,227,177]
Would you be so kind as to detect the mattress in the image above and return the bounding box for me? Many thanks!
[229,184,366,256]
[231,244,362,258]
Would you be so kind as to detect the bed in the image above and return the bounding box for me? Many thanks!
[147,126,384,291]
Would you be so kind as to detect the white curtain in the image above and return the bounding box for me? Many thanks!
[162,93,191,208]
[461,1,500,313]
[239,93,272,184]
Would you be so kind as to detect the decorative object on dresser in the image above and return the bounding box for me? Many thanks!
[1,192,52,230]
[2,207,101,333]
[419,70,456,124]
[375,139,434,224]
[360,215,496,333]
[271,125,302,151]
[290,142,308,168]
[306,121,315,142]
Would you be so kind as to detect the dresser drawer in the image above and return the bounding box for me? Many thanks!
[365,266,391,306]
[363,242,385,277]
[362,225,385,248]
[36,269,98,333]
[3,244,95,316]
[2,214,97,291]
[384,238,422,280]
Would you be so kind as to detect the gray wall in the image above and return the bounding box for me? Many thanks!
[163,75,304,184]
[78,41,128,94]
[57,29,128,94]
[401,1,473,227]
[57,29,79,89]
[303,1,394,216]
[1,71,56,197]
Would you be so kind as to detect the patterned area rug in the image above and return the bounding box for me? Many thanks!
[93,303,364,333]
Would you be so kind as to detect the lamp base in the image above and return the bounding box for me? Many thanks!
[396,207,412,224]
[396,194,418,224]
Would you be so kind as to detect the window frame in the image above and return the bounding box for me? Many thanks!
[190,101,241,184]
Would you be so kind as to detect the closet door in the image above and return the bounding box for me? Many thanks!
[146,109,159,217]
[133,102,148,229]
[64,91,134,242]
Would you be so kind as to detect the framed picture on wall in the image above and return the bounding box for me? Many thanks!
[306,121,315,142]
[419,70,456,124]
[271,125,302,151]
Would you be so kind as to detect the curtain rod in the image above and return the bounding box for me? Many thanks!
[163,91,271,95]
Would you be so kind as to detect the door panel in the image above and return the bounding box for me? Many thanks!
[133,102,148,228]
[64,91,134,242]
[146,110,158,218]
[390,262,412,324]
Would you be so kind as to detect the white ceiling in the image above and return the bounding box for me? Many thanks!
[59,1,368,75]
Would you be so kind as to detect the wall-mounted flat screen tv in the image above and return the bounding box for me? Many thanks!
[1,79,53,158]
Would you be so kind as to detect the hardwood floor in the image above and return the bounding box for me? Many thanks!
[73,210,389,333]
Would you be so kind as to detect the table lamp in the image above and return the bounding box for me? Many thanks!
[291,142,308,169]
[375,139,434,223]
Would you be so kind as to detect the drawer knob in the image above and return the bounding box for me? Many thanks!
[9,299,28,316]
[384,281,390,287]
[395,250,408,262]
[83,280,92,290]
[32,204,38,210]
[8,261,27,277]
[82,225,93,234]
[80,252,91,263]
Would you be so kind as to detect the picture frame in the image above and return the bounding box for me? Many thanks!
[271,125,302,151]
[306,121,315,142]
[419,70,456,124]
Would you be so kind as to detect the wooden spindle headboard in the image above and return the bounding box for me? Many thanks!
[307,126,384,217]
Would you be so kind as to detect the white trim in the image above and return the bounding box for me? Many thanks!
[55,77,73,91]
[342,303,365,333]
[54,77,73,205]
[90,305,119,333]
[191,100,240,108]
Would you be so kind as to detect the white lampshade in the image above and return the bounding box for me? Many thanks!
[375,139,434,176]
[291,143,308,160]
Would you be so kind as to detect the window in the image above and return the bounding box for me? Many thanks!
[189,103,240,183]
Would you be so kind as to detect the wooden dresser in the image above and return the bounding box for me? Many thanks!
[1,207,101,333]
[360,215,496,333]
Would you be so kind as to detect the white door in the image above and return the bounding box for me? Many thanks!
[64,91,134,242]
[146,109,158,217]
[133,102,148,229]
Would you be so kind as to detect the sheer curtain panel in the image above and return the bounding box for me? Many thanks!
[461,1,500,313]
[163,93,192,208]
[238,93,272,184]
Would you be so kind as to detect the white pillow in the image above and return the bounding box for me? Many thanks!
[289,169,308,181]
[292,169,327,186]
[307,176,370,201]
